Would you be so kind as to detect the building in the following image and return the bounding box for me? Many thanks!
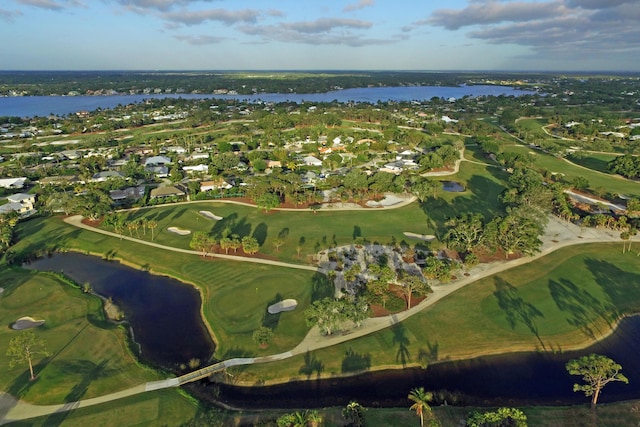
[149,185,186,199]
[0,177,27,189]
[1,193,36,217]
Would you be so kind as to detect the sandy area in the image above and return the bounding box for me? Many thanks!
[366,194,405,207]
[403,232,436,241]
[167,226,191,236]
[268,299,298,314]
[0,287,4,295]
[11,316,45,330]
[199,210,223,220]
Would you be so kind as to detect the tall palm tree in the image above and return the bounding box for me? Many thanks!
[408,387,433,427]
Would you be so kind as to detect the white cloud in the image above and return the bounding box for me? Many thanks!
[343,0,375,12]
[17,0,83,11]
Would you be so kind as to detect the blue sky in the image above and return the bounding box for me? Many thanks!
[1,0,638,71]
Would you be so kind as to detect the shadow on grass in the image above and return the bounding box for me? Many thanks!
[221,347,255,360]
[392,324,410,367]
[209,212,238,238]
[341,348,371,373]
[262,293,283,330]
[585,258,640,310]
[311,273,333,302]
[299,351,324,379]
[252,222,268,246]
[548,278,615,340]
[493,277,546,350]
[43,359,110,426]
[417,339,439,368]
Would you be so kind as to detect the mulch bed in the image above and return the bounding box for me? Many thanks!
[369,284,427,317]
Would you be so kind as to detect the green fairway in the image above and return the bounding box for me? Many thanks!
[238,243,640,383]
[0,268,163,405]
[503,145,640,197]
[566,152,619,174]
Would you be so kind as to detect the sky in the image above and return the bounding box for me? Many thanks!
[1,0,639,71]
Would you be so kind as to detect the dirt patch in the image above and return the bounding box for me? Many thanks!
[369,284,428,318]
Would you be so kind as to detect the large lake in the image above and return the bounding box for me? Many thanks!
[0,85,536,118]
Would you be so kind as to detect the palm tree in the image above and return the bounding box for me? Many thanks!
[408,387,433,427]
[147,220,158,241]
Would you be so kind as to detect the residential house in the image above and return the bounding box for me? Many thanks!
[302,156,323,167]
[182,164,209,173]
[200,178,234,192]
[144,155,172,167]
[38,175,79,186]
[0,177,27,189]
[1,193,36,217]
[109,185,146,205]
[91,171,125,182]
[149,185,187,199]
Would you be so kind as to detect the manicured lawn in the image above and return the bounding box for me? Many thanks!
[7,389,199,427]
[0,268,163,405]
[503,145,640,197]
[238,243,640,383]
[566,152,619,174]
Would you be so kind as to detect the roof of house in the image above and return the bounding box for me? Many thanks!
[7,193,35,203]
[0,177,27,189]
[144,155,172,166]
[149,185,186,198]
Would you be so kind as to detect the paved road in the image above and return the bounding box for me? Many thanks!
[0,209,624,424]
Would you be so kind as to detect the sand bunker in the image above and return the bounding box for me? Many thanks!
[268,299,298,314]
[199,211,223,220]
[11,316,45,330]
[403,232,436,241]
[167,226,191,236]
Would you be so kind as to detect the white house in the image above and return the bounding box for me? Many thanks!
[182,164,209,173]
[200,178,233,192]
[0,177,27,189]
[302,156,323,167]
[144,155,172,167]
[1,193,36,217]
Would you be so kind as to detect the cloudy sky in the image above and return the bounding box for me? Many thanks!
[1,0,638,71]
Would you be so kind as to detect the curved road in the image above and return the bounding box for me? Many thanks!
[0,205,625,424]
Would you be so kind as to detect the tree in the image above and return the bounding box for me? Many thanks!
[305,298,346,336]
[466,407,528,427]
[411,177,439,202]
[272,237,285,252]
[6,331,50,380]
[444,213,485,253]
[408,387,433,427]
[190,231,214,256]
[241,235,260,255]
[343,401,366,427]
[566,354,628,408]
[402,275,430,309]
[147,220,158,241]
[256,192,281,212]
[252,326,274,348]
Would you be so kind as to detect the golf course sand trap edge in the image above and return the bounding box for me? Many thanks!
[267,299,298,314]
[199,210,223,220]
[167,226,191,236]
[403,232,436,241]
[12,316,45,330]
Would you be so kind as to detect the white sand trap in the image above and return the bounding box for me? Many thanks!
[167,226,191,236]
[268,299,298,314]
[0,287,4,295]
[403,232,436,242]
[12,316,45,330]
[199,211,223,220]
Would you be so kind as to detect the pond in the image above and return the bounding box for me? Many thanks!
[24,252,214,370]
[441,181,465,192]
[203,315,640,409]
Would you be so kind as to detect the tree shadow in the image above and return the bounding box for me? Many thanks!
[493,277,546,349]
[221,347,255,359]
[262,293,283,329]
[278,228,290,239]
[417,339,439,368]
[311,273,333,302]
[252,222,268,246]
[392,323,410,367]
[170,207,188,221]
[298,351,324,379]
[548,278,615,340]
[209,212,238,237]
[43,359,110,426]
[352,225,362,240]
[584,258,640,310]
[341,348,371,373]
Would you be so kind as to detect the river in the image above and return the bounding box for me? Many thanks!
[24,252,640,408]
[0,85,535,118]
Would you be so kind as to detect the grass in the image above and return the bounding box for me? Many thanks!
[6,389,199,427]
[503,145,640,197]
[238,243,640,383]
[566,152,619,174]
[0,267,163,405]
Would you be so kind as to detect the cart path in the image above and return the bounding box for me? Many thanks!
[0,215,624,424]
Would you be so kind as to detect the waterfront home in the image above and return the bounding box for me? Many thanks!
[1,193,36,217]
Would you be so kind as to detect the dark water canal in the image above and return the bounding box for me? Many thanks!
[25,252,640,408]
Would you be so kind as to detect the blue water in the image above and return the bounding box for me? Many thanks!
[0,85,536,118]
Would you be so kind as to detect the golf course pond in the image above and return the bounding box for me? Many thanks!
[22,252,640,408]
[24,252,214,370]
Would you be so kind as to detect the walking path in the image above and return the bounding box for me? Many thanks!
[0,207,625,424]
